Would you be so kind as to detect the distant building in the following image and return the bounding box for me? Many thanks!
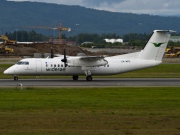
[170,36,180,42]
[104,38,123,43]
[81,42,94,45]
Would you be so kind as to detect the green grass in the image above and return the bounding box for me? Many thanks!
[108,64,180,78]
[1,64,180,79]
[0,87,180,135]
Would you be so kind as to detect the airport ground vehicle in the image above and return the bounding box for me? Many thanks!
[0,44,14,54]
[165,46,180,57]
[0,35,16,44]
[0,35,15,54]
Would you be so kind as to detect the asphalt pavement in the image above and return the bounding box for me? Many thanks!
[0,78,179,87]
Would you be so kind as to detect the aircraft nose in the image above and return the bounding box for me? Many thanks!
[4,69,9,74]
[4,67,14,75]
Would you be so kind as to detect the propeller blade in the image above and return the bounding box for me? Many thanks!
[61,48,67,67]
[64,49,66,61]
[51,47,54,58]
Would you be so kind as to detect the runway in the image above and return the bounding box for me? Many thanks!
[0,78,179,87]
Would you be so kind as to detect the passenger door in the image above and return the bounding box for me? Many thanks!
[36,60,42,73]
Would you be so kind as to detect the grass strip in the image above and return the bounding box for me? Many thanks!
[0,87,179,135]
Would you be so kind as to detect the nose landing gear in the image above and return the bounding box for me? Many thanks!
[14,76,18,81]
[72,75,79,80]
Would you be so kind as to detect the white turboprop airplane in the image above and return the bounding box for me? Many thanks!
[4,30,174,81]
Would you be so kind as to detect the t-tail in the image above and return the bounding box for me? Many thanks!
[138,30,175,61]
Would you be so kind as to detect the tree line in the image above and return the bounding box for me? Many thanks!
[2,30,180,47]
[4,30,150,42]
[4,30,48,42]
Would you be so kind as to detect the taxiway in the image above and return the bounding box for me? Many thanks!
[0,78,179,87]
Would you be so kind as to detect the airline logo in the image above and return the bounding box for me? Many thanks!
[46,68,65,72]
[151,42,164,47]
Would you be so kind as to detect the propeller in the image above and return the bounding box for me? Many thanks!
[50,47,54,58]
[61,48,67,67]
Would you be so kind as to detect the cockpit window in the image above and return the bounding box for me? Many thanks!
[23,62,29,65]
[16,61,29,65]
[16,61,23,65]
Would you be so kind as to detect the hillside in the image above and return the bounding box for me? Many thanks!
[0,0,180,36]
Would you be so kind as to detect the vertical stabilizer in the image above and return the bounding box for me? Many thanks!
[138,30,174,61]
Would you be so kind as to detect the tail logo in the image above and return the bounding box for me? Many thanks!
[151,42,164,47]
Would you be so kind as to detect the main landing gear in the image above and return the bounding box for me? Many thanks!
[86,75,92,81]
[84,70,92,81]
[14,76,18,81]
[72,75,93,81]
[72,75,79,80]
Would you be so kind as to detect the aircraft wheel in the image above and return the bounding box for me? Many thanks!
[73,75,79,80]
[14,76,18,81]
[86,75,92,81]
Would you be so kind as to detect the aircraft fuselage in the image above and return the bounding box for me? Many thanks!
[4,57,161,76]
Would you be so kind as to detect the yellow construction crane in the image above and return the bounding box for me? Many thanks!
[22,23,71,44]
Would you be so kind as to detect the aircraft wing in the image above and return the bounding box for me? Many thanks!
[67,56,108,67]
[54,54,64,57]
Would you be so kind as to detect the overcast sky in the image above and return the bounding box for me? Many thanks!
[7,0,180,15]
